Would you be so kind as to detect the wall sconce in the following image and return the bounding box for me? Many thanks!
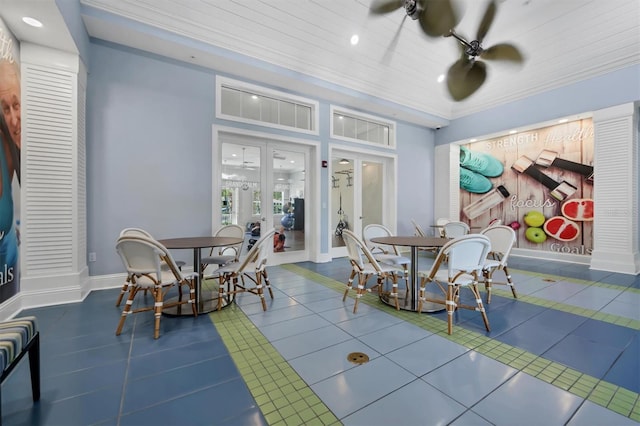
[339,159,350,165]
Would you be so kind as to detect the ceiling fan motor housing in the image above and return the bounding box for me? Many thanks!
[404,0,420,20]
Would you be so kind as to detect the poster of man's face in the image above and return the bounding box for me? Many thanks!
[0,20,21,303]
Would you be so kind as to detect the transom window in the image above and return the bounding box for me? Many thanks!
[216,76,318,135]
[330,105,396,148]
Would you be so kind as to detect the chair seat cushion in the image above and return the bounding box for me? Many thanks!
[374,254,410,266]
[0,316,38,373]
[202,255,236,266]
[134,270,178,288]
[418,270,476,286]
[483,260,501,270]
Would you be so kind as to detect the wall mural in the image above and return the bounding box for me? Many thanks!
[0,18,21,303]
[460,118,594,255]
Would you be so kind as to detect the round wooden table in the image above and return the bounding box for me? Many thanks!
[370,236,450,312]
[158,236,244,315]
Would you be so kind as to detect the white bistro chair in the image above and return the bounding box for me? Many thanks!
[115,235,197,339]
[417,234,492,335]
[480,225,517,303]
[341,229,403,313]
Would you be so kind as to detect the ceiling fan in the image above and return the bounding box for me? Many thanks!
[369,0,460,38]
[444,0,525,101]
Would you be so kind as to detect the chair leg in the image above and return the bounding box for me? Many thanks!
[153,285,163,339]
[483,269,493,304]
[256,272,267,311]
[446,285,457,335]
[262,269,274,299]
[217,275,228,311]
[353,274,367,314]
[470,283,491,332]
[390,274,400,310]
[503,265,518,298]
[343,270,356,302]
[115,276,131,306]
[417,277,426,313]
[116,286,138,336]
[28,333,41,402]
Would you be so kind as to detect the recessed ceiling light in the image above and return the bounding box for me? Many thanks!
[22,17,43,28]
[470,138,477,142]
[558,118,568,123]
[509,130,518,134]
[437,74,445,83]
[350,34,359,45]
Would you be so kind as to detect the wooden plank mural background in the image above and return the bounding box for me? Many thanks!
[460,118,594,255]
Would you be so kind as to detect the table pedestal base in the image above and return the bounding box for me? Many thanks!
[380,289,445,313]
[162,291,233,316]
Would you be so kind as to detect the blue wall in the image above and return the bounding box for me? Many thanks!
[436,65,640,145]
[86,41,434,275]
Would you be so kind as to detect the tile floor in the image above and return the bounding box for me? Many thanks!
[2,254,639,425]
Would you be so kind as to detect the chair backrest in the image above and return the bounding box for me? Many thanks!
[234,228,276,273]
[411,219,427,237]
[119,227,154,239]
[487,219,502,228]
[341,229,384,274]
[480,225,516,266]
[435,218,451,237]
[443,221,470,238]
[426,234,491,282]
[213,224,245,258]
[116,236,165,282]
[116,235,185,281]
[363,224,399,256]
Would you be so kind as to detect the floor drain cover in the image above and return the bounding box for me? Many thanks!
[347,352,370,364]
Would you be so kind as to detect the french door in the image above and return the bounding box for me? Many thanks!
[215,132,310,265]
[330,149,396,258]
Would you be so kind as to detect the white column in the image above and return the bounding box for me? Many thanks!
[590,102,640,274]
[18,43,89,308]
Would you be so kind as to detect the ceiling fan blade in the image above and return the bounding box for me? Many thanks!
[382,15,408,64]
[481,43,524,62]
[446,59,487,101]
[418,0,459,37]
[476,0,497,43]
[370,0,404,14]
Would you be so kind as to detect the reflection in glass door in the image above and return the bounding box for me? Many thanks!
[331,153,388,257]
[220,144,262,241]
[219,140,308,264]
[271,147,306,256]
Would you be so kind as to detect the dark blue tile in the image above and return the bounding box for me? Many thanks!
[127,338,230,380]
[41,360,127,402]
[119,378,265,426]
[122,356,242,414]
[543,334,623,378]
[5,385,122,426]
[571,319,637,349]
[604,336,640,393]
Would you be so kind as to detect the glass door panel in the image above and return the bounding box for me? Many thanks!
[361,160,383,230]
[331,157,354,249]
[271,147,306,255]
[221,143,262,239]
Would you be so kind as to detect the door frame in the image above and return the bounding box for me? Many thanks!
[329,144,398,259]
[213,125,320,265]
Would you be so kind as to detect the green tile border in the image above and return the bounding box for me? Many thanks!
[208,303,341,426]
[281,264,640,422]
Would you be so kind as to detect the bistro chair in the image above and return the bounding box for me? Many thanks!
[442,221,470,238]
[200,224,245,274]
[411,219,427,237]
[480,225,517,303]
[417,234,492,335]
[210,228,276,311]
[115,235,197,339]
[341,229,403,313]
[115,227,185,306]
[363,224,410,290]
[435,217,451,237]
